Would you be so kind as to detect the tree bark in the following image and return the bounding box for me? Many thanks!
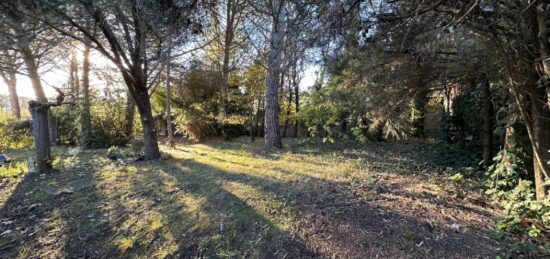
[165,50,174,147]
[80,44,92,148]
[526,4,550,200]
[135,91,161,159]
[219,0,237,141]
[48,110,58,145]
[29,101,51,172]
[482,78,495,167]
[264,0,286,149]
[282,78,293,138]
[16,28,51,172]
[1,68,20,120]
[530,85,550,200]
[20,44,47,103]
[70,50,80,101]
[294,73,299,138]
[124,89,136,139]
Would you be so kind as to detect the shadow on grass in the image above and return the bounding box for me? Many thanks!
[0,149,317,258]
[163,158,497,258]
[140,161,317,257]
[1,142,496,258]
[0,151,116,258]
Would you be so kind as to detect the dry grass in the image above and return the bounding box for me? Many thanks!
[0,138,499,258]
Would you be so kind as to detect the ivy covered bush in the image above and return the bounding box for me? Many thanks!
[485,149,550,257]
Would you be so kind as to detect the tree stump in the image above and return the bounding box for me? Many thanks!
[29,100,52,173]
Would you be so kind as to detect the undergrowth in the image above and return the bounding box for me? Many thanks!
[485,149,550,257]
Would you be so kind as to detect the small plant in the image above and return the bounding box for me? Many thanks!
[485,149,527,200]
[449,172,465,198]
[0,161,28,179]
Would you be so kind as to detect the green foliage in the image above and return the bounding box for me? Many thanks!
[0,160,28,180]
[485,149,529,201]
[486,149,550,257]
[298,82,370,142]
[160,60,260,141]
[444,87,484,150]
[173,104,214,141]
[0,111,33,150]
[56,97,131,148]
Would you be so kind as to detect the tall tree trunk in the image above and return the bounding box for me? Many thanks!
[536,8,550,77]
[294,75,299,138]
[20,45,47,103]
[125,89,136,139]
[165,50,174,147]
[135,91,160,159]
[70,50,80,101]
[282,79,293,138]
[482,78,495,167]
[530,85,550,200]
[526,5,550,200]
[80,44,92,148]
[220,0,236,141]
[259,96,265,138]
[1,69,20,120]
[264,0,286,149]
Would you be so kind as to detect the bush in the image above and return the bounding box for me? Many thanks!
[0,160,28,180]
[173,105,213,141]
[0,111,33,150]
[486,149,550,257]
[444,88,483,151]
[56,98,131,148]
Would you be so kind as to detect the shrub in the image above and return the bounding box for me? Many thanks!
[0,111,33,150]
[173,105,214,141]
[486,149,550,257]
[0,160,28,180]
[55,98,131,148]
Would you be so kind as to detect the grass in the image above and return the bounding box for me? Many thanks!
[0,161,27,180]
[0,138,500,258]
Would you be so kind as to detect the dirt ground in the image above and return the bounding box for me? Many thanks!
[0,138,500,258]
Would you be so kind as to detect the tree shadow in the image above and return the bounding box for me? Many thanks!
[149,160,318,258]
[0,150,116,258]
[1,142,498,258]
[167,158,498,258]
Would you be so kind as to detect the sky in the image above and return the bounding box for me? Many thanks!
[0,53,319,99]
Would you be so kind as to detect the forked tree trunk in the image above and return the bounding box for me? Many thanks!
[80,44,92,148]
[29,101,51,172]
[264,0,286,149]
[20,39,52,173]
[482,78,495,167]
[220,0,236,141]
